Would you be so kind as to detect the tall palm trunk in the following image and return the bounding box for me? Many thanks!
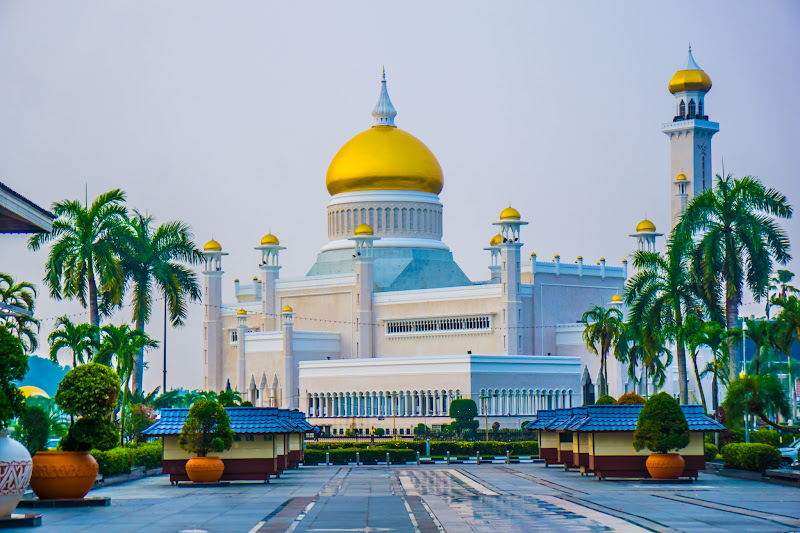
[726,280,739,382]
[132,312,145,393]
[691,350,707,411]
[119,376,129,446]
[675,313,688,404]
[598,352,607,396]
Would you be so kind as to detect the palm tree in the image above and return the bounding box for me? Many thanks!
[581,305,625,396]
[743,318,775,375]
[0,272,40,353]
[693,320,731,416]
[682,314,707,411]
[723,374,797,434]
[638,325,673,396]
[48,316,96,368]
[93,323,158,444]
[27,189,129,331]
[625,232,700,404]
[119,211,202,393]
[766,270,797,319]
[679,174,792,382]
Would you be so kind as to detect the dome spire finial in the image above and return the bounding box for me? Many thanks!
[372,68,397,126]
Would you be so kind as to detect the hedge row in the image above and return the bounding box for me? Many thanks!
[720,443,781,473]
[306,441,539,457]
[304,448,416,465]
[704,442,718,461]
[91,441,163,477]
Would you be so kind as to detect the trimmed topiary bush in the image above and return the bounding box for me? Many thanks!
[749,429,780,447]
[632,392,690,454]
[19,405,50,454]
[595,394,616,405]
[70,416,119,451]
[55,363,121,451]
[178,399,234,457]
[720,443,780,472]
[704,442,719,461]
[616,392,646,405]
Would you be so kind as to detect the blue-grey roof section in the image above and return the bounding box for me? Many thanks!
[565,404,725,432]
[525,410,555,430]
[142,407,312,436]
[552,407,588,431]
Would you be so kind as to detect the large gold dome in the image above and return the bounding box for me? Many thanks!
[326,125,444,195]
[668,47,712,94]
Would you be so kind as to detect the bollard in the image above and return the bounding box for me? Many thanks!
[416,451,420,465]
[476,452,481,465]
[386,452,391,466]
[356,452,360,465]
[326,451,330,466]
[446,451,451,465]
[426,438,431,456]
[506,450,510,464]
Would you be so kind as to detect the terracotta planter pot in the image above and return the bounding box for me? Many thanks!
[646,453,685,479]
[30,451,99,500]
[185,457,224,483]
[0,432,33,517]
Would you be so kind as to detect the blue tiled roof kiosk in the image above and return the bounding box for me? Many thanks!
[526,405,723,479]
[143,407,313,483]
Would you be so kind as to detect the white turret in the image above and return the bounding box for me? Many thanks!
[371,68,397,126]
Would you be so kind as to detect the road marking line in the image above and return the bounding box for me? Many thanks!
[285,499,317,533]
[399,473,419,496]
[445,469,498,496]
[654,494,800,528]
[538,496,650,533]
[248,522,266,533]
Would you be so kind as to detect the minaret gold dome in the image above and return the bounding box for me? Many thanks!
[499,206,521,220]
[489,234,502,246]
[325,71,443,196]
[354,223,374,236]
[668,47,712,94]
[636,219,657,232]
[260,233,279,245]
[676,173,687,181]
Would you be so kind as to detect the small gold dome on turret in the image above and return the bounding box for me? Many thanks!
[489,234,502,246]
[261,233,279,245]
[636,219,656,232]
[676,173,687,181]
[354,224,374,236]
[611,294,623,303]
[500,206,521,220]
[203,239,222,251]
[237,308,246,315]
[282,305,293,313]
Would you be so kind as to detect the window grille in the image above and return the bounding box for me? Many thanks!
[385,315,491,335]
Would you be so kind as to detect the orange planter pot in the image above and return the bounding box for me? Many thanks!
[185,457,225,483]
[30,451,99,500]
[646,453,685,479]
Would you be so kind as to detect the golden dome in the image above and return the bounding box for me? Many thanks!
[203,239,222,252]
[676,173,687,181]
[282,305,293,313]
[489,234,502,246]
[554,254,560,259]
[237,309,247,315]
[326,126,443,195]
[668,48,712,94]
[261,233,279,245]
[499,206,521,220]
[19,385,49,398]
[354,224,374,236]
[611,294,623,303]
[636,219,656,232]
[599,257,606,261]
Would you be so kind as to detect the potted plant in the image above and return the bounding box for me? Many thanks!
[0,326,32,517]
[30,363,120,499]
[633,392,690,479]
[178,399,234,483]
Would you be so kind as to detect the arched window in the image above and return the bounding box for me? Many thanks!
[687,99,696,119]
[698,98,704,118]
[678,100,685,119]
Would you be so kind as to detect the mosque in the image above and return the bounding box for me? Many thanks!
[201,49,717,434]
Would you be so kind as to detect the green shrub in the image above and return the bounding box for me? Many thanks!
[130,442,162,469]
[124,404,156,444]
[303,448,416,465]
[20,405,50,454]
[616,392,646,405]
[521,420,531,429]
[449,399,477,421]
[373,428,385,436]
[415,423,429,434]
[704,442,719,461]
[303,441,539,458]
[749,429,780,447]
[69,416,119,451]
[178,399,234,457]
[633,392,689,454]
[91,447,133,477]
[0,326,28,430]
[595,395,616,405]
[55,363,120,418]
[720,442,781,472]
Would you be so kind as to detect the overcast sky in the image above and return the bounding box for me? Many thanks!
[2,1,798,392]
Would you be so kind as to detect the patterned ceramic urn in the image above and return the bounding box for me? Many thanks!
[0,431,33,517]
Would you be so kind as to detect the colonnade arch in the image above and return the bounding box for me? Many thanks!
[306,389,462,418]
[477,388,573,416]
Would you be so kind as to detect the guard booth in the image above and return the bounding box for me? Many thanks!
[143,407,311,483]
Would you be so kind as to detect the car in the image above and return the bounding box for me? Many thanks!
[778,437,800,468]
[46,437,61,450]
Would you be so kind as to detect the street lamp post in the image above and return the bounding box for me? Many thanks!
[479,393,489,442]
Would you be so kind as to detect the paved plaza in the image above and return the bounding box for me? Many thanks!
[13,464,800,533]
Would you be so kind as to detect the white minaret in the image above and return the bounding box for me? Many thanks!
[255,233,285,330]
[201,239,227,392]
[236,309,247,392]
[350,223,379,358]
[493,207,528,355]
[662,46,719,229]
[281,305,296,408]
[629,218,664,252]
[485,233,502,283]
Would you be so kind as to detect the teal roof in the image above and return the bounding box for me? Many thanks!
[525,405,724,432]
[142,407,312,436]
